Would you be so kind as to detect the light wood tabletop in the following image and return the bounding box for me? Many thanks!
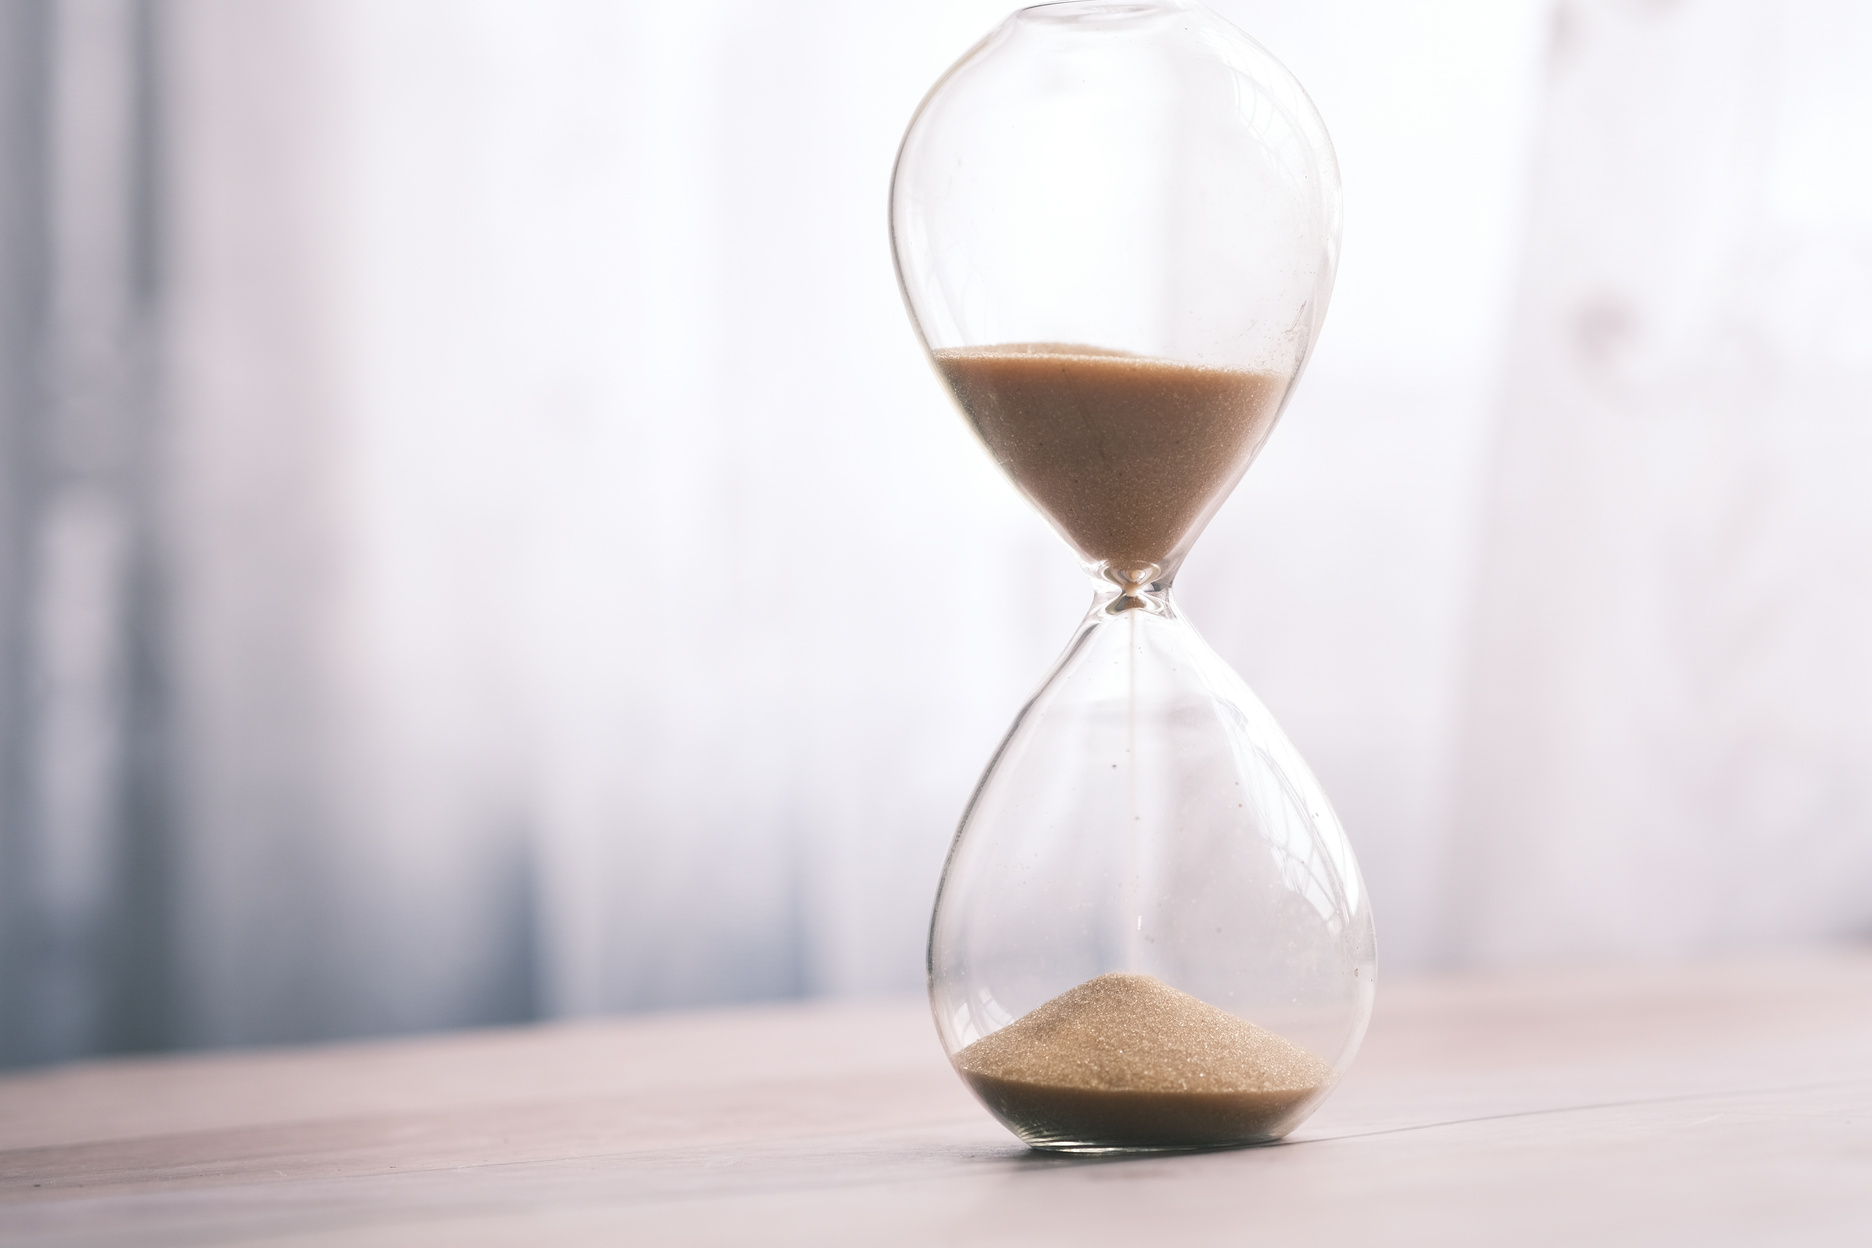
[2,948,1868,1246]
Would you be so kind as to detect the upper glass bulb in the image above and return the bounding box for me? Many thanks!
[892,0,1341,588]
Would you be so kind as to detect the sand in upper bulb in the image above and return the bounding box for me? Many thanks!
[952,972,1333,1150]
[932,344,1287,575]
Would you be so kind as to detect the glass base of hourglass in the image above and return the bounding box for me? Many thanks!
[927,583,1375,1153]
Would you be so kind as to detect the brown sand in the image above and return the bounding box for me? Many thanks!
[954,972,1332,1149]
[933,344,1286,577]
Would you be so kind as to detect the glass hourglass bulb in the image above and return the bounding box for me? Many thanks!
[891,1,1373,1152]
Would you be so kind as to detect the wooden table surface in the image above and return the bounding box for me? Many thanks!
[2,949,1868,1246]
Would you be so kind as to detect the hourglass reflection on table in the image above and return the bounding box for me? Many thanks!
[891,1,1375,1152]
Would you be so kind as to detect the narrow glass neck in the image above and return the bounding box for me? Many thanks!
[1089,573,1177,618]
[1089,552,1180,591]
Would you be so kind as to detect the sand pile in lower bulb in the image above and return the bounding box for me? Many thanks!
[953,972,1333,1149]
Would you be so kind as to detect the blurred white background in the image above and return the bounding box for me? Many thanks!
[2,0,1868,1066]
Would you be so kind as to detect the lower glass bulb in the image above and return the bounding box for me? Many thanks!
[929,589,1375,1151]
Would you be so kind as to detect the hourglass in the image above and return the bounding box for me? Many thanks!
[891,1,1373,1152]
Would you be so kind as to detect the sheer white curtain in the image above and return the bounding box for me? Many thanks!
[31,0,1872,1063]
